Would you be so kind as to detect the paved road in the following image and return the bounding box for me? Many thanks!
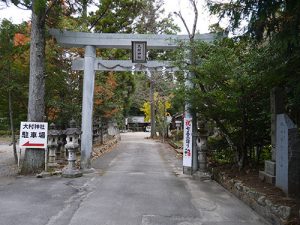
[0,132,269,225]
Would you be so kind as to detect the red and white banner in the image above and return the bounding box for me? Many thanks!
[183,118,192,167]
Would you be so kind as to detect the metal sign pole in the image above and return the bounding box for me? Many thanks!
[17,148,21,172]
[45,147,48,172]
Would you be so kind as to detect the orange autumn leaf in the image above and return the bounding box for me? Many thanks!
[47,107,60,120]
[107,72,117,89]
[14,33,30,46]
[104,108,119,118]
[95,98,103,105]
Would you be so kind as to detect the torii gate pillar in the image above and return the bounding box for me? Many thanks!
[81,45,96,171]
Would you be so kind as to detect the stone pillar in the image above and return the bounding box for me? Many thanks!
[62,120,82,178]
[271,87,285,160]
[192,112,198,173]
[193,119,211,180]
[259,87,285,184]
[183,70,196,175]
[276,114,300,198]
[81,45,96,172]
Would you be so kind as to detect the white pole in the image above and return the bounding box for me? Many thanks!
[45,148,48,172]
[17,148,21,171]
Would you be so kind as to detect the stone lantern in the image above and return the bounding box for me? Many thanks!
[197,120,209,172]
[62,119,82,178]
[47,123,61,168]
[175,120,182,141]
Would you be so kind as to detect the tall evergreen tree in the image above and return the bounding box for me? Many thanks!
[208,0,300,124]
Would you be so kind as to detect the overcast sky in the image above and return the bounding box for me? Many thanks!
[0,0,217,34]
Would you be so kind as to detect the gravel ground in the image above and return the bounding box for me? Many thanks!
[0,143,19,176]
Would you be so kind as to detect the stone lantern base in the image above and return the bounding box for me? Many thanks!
[61,146,82,178]
[81,167,96,174]
[62,168,82,178]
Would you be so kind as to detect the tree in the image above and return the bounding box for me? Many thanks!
[45,36,82,128]
[207,0,300,125]
[207,0,300,42]
[174,37,272,169]
[0,0,91,173]
[140,92,172,139]
[90,0,179,133]
[0,19,30,163]
[133,0,180,34]
[0,0,179,172]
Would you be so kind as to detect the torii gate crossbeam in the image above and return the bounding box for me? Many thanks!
[50,29,217,49]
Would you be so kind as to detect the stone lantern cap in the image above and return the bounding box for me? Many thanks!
[197,120,209,136]
[63,119,81,136]
[48,123,62,136]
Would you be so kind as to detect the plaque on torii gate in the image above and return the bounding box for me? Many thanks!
[50,29,217,173]
[132,41,147,63]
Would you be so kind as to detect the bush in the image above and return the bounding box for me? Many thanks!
[208,136,235,164]
[0,130,11,136]
[260,145,272,161]
[170,129,183,141]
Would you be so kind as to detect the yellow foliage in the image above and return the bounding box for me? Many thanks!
[140,92,172,122]
[140,102,151,122]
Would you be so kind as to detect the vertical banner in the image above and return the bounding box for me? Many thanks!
[183,118,192,167]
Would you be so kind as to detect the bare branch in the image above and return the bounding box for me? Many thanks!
[190,0,198,39]
[174,0,198,40]
[89,3,110,31]
[45,0,60,17]
[174,11,191,38]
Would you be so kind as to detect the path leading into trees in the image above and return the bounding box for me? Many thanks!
[0,132,269,225]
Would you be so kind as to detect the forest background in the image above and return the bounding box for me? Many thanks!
[0,0,299,171]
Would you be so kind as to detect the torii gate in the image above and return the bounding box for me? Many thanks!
[50,29,216,173]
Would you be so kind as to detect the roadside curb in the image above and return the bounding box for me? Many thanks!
[168,140,183,155]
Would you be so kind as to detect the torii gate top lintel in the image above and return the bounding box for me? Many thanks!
[49,29,217,49]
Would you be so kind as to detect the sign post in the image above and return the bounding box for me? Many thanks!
[19,122,48,170]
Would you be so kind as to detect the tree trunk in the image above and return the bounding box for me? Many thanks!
[21,0,46,174]
[8,90,17,164]
[7,63,18,164]
[150,75,156,138]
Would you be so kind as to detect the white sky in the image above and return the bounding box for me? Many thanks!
[0,0,218,34]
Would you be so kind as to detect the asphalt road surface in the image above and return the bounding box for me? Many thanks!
[0,132,270,225]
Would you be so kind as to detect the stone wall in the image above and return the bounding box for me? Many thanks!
[212,169,297,225]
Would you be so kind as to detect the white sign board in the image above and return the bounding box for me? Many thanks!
[19,122,48,149]
[132,41,147,63]
[183,118,192,167]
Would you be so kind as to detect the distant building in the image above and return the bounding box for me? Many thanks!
[127,116,150,132]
